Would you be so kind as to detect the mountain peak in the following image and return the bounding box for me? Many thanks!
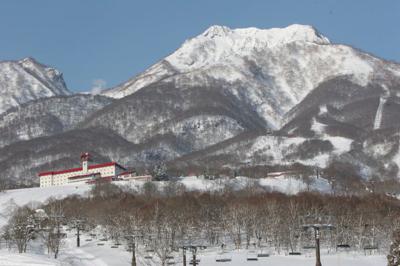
[0,57,70,113]
[200,24,330,45]
[19,57,38,64]
[202,25,232,38]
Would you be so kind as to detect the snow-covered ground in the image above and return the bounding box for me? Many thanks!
[0,250,62,266]
[0,239,387,266]
[0,178,387,265]
[0,184,90,227]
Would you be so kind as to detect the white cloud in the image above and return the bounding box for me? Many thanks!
[91,79,107,95]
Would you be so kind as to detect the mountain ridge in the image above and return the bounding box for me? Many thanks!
[1,24,400,189]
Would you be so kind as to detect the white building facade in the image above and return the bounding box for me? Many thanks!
[39,153,126,187]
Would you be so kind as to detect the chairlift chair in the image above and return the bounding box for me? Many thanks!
[257,246,270,258]
[215,251,232,262]
[364,245,378,255]
[289,252,302,255]
[247,250,259,261]
[336,244,351,249]
[167,256,176,265]
[363,245,378,250]
[189,258,200,265]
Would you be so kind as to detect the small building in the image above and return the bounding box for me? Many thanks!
[39,153,126,187]
[117,170,152,182]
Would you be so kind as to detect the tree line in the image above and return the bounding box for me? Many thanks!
[2,181,400,265]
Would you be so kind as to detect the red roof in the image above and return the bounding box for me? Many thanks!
[39,162,126,177]
[118,170,135,176]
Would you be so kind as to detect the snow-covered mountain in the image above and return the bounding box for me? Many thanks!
[0,94,113,148]
[102,24,400,129]
[2,25,400,189]
[0,57,70,114]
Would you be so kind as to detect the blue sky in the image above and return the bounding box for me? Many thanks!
[0,0,399,92]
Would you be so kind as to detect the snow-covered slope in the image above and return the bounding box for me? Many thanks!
[0,57,70,114]
[102,24,400,128]
[0,94,113,148]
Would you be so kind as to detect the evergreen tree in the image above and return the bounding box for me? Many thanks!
[152,163,169,181]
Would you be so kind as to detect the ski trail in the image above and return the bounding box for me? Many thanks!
[373,96,386,130]
[60,238,108,266]
[373,85,390,130]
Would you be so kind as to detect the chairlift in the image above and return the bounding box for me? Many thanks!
[302,245,316,250]
[97,243,105,246]
[247,250,258,261]
[99,238,107,242]
[85,239,92,241]
[289,252,302,255]
[257,246,270,257]
[167,256,176,265]
[189,259,200,265]
[336,244,351,249]
[144,248,154,259]
[364,245,378,250]
[364,244,378,254]
[215,252,232,262]
[110,245,118,248]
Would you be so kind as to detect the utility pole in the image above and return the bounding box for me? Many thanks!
[125,232,143,266]
[189,245,206,266]
[179,246,187,266]
[315,227,321,266]
[72,219,85,247]
[302,223,334,266]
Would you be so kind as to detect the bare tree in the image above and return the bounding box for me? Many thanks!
[4,206,36,253]
[42,200,65,258]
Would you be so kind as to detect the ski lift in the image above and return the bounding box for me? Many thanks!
[97,243,105,246]
[99,238,107,242]
[336,244,351,249]
[216,251,232,262]
[85,239,92,241]
[110,245,118,248]
[364,245,378,250]
[189,258,200,265]
[257,245,270,258]
[247,250,258,261]
[144,249,154,259]
[364,245,378,255]
[302,245,316,250]
[167,256,176,265]
[289,252,302,255]
[257,252,269,258]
